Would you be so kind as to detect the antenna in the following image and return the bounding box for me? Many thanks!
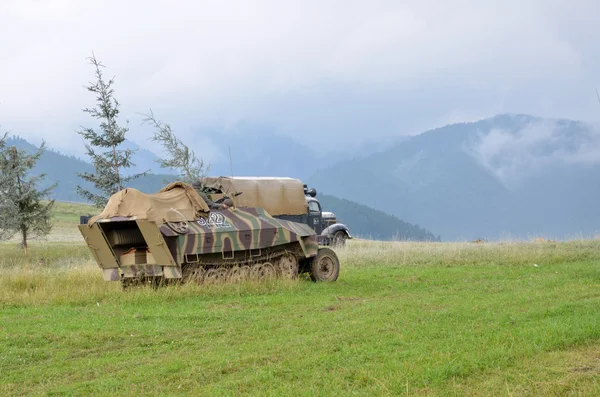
[228,145,234,177]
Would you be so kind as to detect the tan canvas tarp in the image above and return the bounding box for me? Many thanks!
[199,176,308,216]
[89,182,209,224]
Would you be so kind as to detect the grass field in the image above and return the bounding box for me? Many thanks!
[1,203,600,395]
[5,201,98,244]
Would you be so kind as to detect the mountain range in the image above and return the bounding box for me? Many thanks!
[3,136,438,241]
[308,114,600,240]
[5,112,598,241]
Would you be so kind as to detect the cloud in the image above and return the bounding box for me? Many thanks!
[467,118,600,186]
[1,0,600,158]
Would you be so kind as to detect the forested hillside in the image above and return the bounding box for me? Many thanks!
[4,136,438,241]
[5,136,175,201]
[318,194,440,241]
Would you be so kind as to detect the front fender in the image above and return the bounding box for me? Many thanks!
[322,223,352,239]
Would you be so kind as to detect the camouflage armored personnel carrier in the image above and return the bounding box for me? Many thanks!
[78,182,340,286]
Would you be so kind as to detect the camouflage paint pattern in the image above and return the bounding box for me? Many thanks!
[80,206,319,281]
[160,207,318,260]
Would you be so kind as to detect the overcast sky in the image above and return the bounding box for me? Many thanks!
[1,0,599,160]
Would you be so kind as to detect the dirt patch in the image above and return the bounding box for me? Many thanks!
[571,362,600,373]
[396,276,421,283]
[335,296,362,302]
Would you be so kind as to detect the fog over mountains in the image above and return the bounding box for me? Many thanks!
[309,114,600,240]
[5,134,438,242]
[91,122,407,181]
[3,2,600,242]
[7,113,599,241]
[183,113,600,241]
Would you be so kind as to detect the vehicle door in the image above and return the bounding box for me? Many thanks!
[307,200,324,234]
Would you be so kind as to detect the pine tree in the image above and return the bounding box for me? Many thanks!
[0,133,57,255]
[76,54,147,207]
[142,110,210,184]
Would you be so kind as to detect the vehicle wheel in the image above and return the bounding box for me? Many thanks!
[331,231,347,247]
[250,264,264,280]
[205,268,228,284]
[309,248,340,282]
[184,267,206,284]
[278,253,299,279]
[261,262,277,280]
[239,266,251,281]
[229,266,245,283]
[204,268,218,284]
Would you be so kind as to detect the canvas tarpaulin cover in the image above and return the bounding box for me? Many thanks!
[88,182,209,224]
[199,176,308,216]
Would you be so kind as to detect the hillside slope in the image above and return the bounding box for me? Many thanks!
[318,194,440,241]
[5,137,176,201]
[309,114,600,240]
[3,136,437,241]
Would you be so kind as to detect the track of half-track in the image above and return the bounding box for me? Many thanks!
[181,245,302,284]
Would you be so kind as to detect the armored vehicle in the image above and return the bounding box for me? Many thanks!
[198,176,352,246]
[78,182,340,286]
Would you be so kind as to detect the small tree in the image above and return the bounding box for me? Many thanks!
[76,53,147,207]
[0,132,16,239]
[142,110,210,184]
[0,133,57,255]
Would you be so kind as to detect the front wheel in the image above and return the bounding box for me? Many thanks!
[331,230,348,247]
[309,248,340,282]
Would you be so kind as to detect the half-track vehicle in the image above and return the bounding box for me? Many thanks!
[198,176,352,246]
[78,182,340,286]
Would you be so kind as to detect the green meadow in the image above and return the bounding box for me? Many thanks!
[1,202,600,396]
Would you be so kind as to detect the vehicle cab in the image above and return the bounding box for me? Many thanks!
[304,187,352,246]
[307,196,324,234]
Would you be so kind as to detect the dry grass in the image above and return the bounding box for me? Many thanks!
[2,237,599,307]
[338,237,600,268]
[4,201,96,244]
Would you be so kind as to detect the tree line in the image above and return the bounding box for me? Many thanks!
[0,54,208,254]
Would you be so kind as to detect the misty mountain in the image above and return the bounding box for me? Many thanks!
[118,139,176,176]
[3,136,435,241]
[202,124,341,180]
[308,114,600,241]
[5,136,176,202]
[199,122,405,180]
